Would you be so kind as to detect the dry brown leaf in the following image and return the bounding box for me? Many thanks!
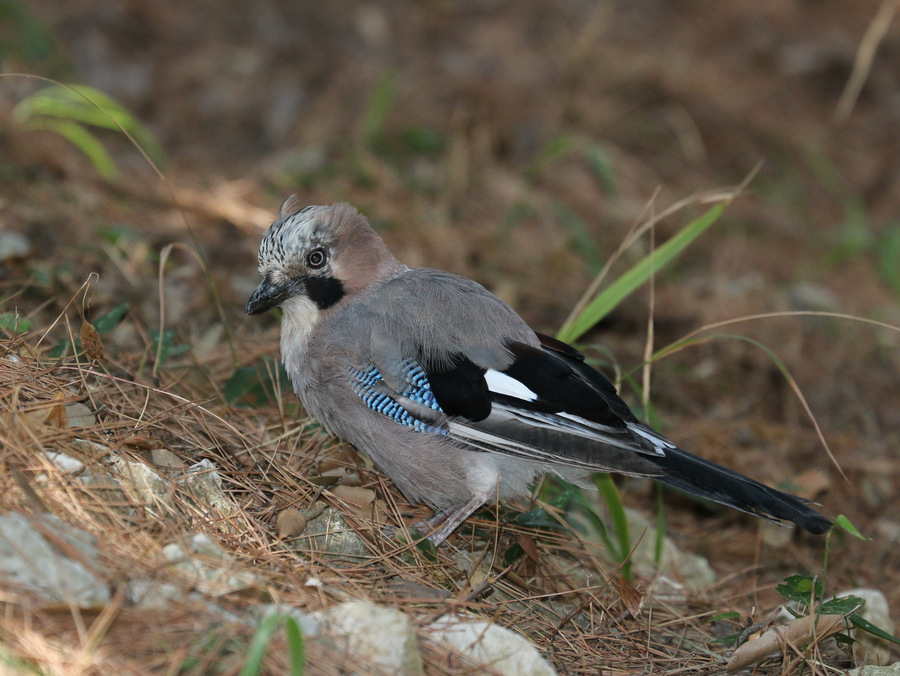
[612,579,645,618]
[726,613,845,671]
[517,534,540,563]
[120,436,164,451]
[276,508,308,538]
[23,393,68,428]
[80,320,104,362]
[330,485,376,513]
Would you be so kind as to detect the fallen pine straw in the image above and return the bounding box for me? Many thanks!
[0,326,853,674]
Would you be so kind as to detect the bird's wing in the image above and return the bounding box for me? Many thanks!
[346,272,669,476]
[427,334,671,475]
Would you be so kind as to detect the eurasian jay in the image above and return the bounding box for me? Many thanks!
[247,198,831,545]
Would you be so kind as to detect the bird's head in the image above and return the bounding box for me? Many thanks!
[246,197,399,317]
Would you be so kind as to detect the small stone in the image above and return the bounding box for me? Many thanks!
[0,230,31,261]
[315,600,423,676]
[847,663,900,675]
[839,588,895,666]
[300,508,368,559]
[64,402,96,428]
[38,451,85,478]
[426,615,557,676]
[110,456,170,508]
[151,448,183,469]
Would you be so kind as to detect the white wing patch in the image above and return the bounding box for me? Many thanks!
[484,369,538,402]
[626,422,676,452]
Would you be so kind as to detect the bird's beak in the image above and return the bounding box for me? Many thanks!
[246,277,294,315]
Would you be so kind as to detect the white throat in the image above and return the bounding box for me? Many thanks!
[279,295,321,376]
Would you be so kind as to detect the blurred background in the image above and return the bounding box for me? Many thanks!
[2,0,899,606]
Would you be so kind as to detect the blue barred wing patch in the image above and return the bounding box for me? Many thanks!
[348,360,447,435]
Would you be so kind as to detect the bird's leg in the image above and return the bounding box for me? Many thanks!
[422,489,496,546]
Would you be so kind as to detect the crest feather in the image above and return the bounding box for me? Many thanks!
[279,194,305,221]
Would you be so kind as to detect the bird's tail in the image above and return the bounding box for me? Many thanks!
[648,446,832,534]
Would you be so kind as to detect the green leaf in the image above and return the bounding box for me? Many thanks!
[402,126,444,155]
[834,514,868,540]
[557,201,727,343]
[515,508,561,530]
[876,226,900,296]
[539,477,581,511]
[48,339,71,359]
[0,0,57,64]
[848,614,900,646]
[503,543,525,566]
[776,575,823,607]
[149,328,186,366]
[584,142,618,196]
[0,312,31,334]
[708,612,742,623]
[819,595,864,616]
[92,303,129,334]
[554,202,603,273]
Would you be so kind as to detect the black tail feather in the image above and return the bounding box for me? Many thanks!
[649,447,832,534]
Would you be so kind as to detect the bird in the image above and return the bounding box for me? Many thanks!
[246,197,832,546]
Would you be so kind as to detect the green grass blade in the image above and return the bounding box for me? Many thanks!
[284,618,306,676]
[557,201,726,343]
[240,614,305,676]
[26,117,117,179]
[14,84,167,168]
[583,141,618,196]
[595,473,631,581]
[363,72,397,144]
[240,614,282,676]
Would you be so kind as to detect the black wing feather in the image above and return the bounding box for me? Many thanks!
[422,352,491,421]
[420,331,831,534]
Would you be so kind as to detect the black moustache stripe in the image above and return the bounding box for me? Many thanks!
[304,276,345,310]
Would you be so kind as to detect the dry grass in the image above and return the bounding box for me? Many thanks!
[0,300,861,674]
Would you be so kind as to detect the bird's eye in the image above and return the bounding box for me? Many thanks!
[306,248,327,269]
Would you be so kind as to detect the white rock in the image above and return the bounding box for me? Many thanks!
[847,663,900,675]
[426,615,557,676]
[0,511,110,607]
[610,507,717,594]
[840,588,895,665]
[181,459,241,523]
[0,230,31,261]
[161,533,262,597]
[109,456,170,507]
[315,600,423,676]
[36,451,85,480]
